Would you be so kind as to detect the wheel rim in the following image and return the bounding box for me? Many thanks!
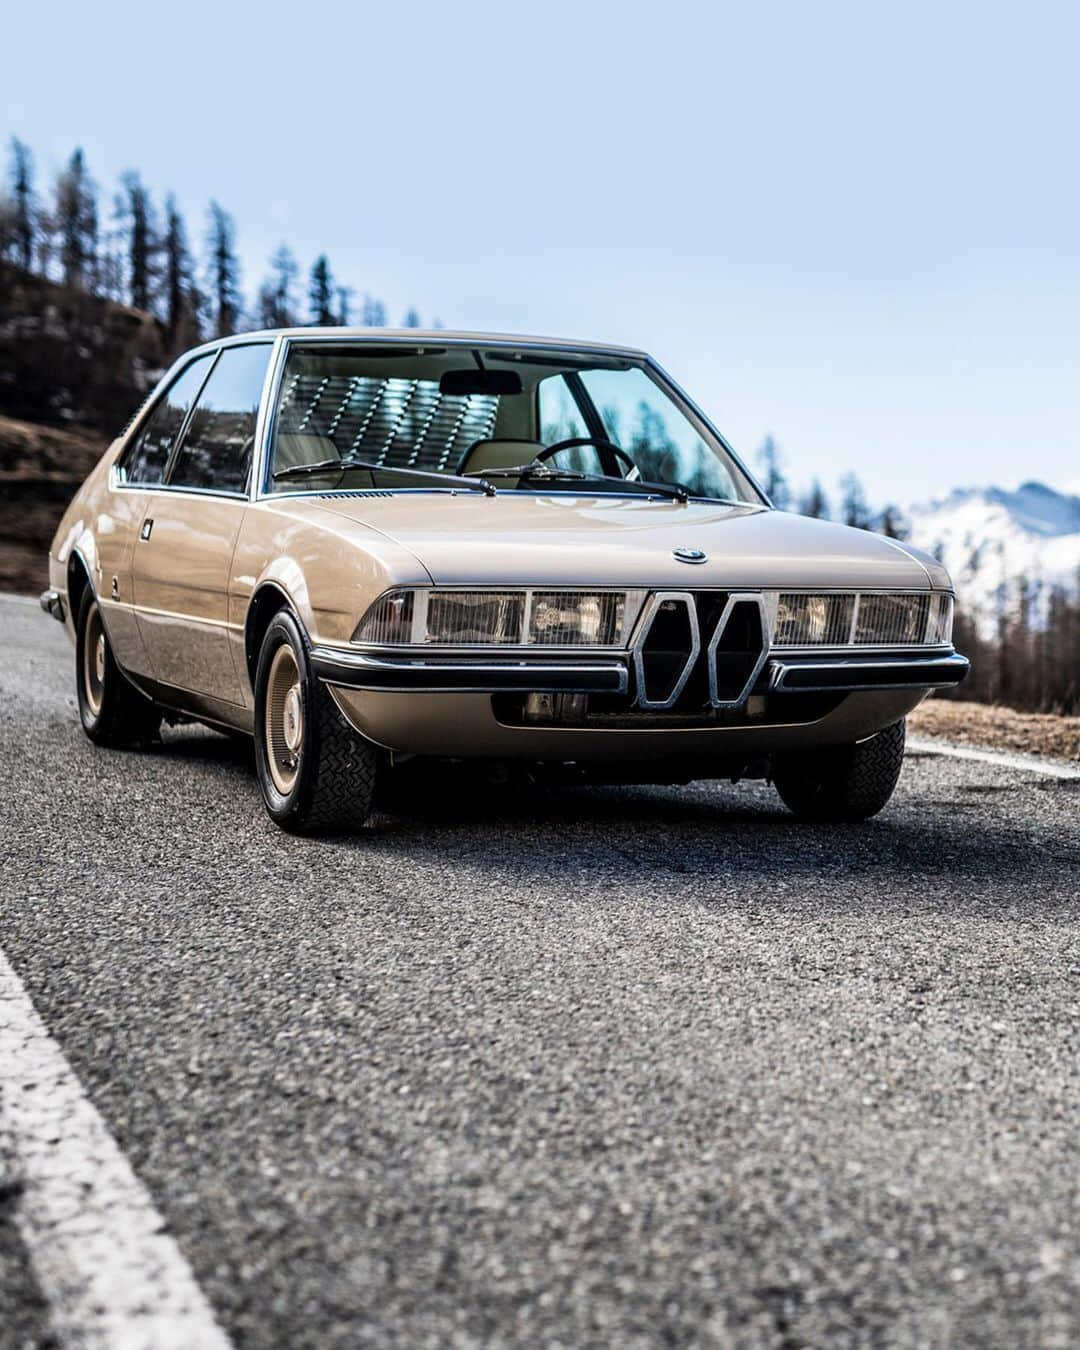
[265,643,303,795]
[82,600,106,718]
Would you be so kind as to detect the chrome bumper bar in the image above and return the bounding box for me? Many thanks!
[312,644,967,700]
[311,646,629,695]
[768,652,969,693]
[39,589,65,622]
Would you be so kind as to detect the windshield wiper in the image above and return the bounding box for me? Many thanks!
[273,458,497,496]
[465,463,690,503]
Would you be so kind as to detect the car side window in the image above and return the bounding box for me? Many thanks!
[168,344,273,494]
[117,354,215,486]
[538,374,587,444]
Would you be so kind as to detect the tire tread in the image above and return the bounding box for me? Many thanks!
[774,719,906,822]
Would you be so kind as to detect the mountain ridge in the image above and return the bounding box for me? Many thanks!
[904,479,1080,633]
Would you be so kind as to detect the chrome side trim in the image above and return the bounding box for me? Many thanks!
[310,646,628,695]
[630,591,701,711]
[706,592,771,708]
[768,653,970,693]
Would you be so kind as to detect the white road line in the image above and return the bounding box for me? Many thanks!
[908,736,1080,781]
[1,592,44,607]
[0,949,233,1349]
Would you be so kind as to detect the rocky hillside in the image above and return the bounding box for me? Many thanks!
[0,414,106,593]
[0,264,165,593]
[0,263,166,431]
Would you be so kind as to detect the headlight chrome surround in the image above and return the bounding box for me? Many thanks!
[355,587,955,650]
[353,588,638,647]
[771,591,954,648]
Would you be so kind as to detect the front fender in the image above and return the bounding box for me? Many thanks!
[231,502,431,649]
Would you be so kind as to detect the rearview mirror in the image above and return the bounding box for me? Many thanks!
[439,369,523,396]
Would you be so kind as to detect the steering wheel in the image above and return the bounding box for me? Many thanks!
[535,436,637,478]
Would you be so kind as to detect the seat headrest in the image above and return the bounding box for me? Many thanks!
[457,437,544,477]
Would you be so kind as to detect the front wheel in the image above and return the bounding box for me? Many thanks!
[254,610,379,834]
[75,590,160,747]
[773,719,906,822]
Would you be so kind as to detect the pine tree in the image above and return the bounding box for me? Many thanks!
[206,200,241,337]
[876,504,908,539]
[403,307,421,328]
[756,435,791,510]
[119,171,156,311]
[162,194,199,347]
[55,148,98,290]
[308,254,336,325]
[335,283,353,326]
[8,137,36,271]
[799,478,830,519]
[839,472,872,529]
[257,244,299,327]
[362,294,387,327]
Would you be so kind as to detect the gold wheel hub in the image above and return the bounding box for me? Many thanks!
[265,644,303,795]
[83,601,106,718]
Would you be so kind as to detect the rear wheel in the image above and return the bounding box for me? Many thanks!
[75,590,160,747]
[254,610,378,834]
[773,719,906,822]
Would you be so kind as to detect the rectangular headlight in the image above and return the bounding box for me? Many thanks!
[769,592,955,647]
[854,594,930,645]
[354,589,634,646]
[528,592,624,646]
[774,593,854,646]
[425,592,525,644]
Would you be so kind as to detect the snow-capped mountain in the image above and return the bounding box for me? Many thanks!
[904,481,1080,634]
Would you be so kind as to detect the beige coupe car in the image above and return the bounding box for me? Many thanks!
[43,329,968,832]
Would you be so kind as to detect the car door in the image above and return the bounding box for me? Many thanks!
[102,352,217,678]
[133,342,273,705]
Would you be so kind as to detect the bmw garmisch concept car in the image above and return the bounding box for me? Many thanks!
[43,329,968,832]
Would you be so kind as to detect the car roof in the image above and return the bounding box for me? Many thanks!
[188,328,649,360]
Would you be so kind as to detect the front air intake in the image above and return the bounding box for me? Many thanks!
[707,593,770,707]
[632,593,701,709]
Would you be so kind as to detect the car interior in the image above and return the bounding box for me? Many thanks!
[266,345,747,500]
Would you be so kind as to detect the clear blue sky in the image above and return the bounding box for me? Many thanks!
[4,0,1078,506]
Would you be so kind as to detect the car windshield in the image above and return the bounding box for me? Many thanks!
[265,343,761,503]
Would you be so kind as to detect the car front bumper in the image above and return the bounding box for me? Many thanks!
[310,646,629,694]
[312,644,969,698]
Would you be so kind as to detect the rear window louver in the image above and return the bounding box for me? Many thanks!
[278,373,499,473]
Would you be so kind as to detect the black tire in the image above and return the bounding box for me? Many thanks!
[75,589,161,747]
[773,719,906,822]
[253,610,378,834]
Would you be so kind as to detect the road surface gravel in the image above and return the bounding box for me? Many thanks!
[2,594,1079,1348]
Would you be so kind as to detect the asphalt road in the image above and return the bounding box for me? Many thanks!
[2,593,1079,1349]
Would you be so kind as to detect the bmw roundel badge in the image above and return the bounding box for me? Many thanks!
[673,547,707,564]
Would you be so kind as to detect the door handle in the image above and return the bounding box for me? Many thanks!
[140,518,154,541]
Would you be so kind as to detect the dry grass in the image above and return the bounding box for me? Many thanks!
[909,698,1080,763]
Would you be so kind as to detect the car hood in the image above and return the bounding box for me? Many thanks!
[305,493,945,590]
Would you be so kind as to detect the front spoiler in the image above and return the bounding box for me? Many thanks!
[312,644,969,699]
